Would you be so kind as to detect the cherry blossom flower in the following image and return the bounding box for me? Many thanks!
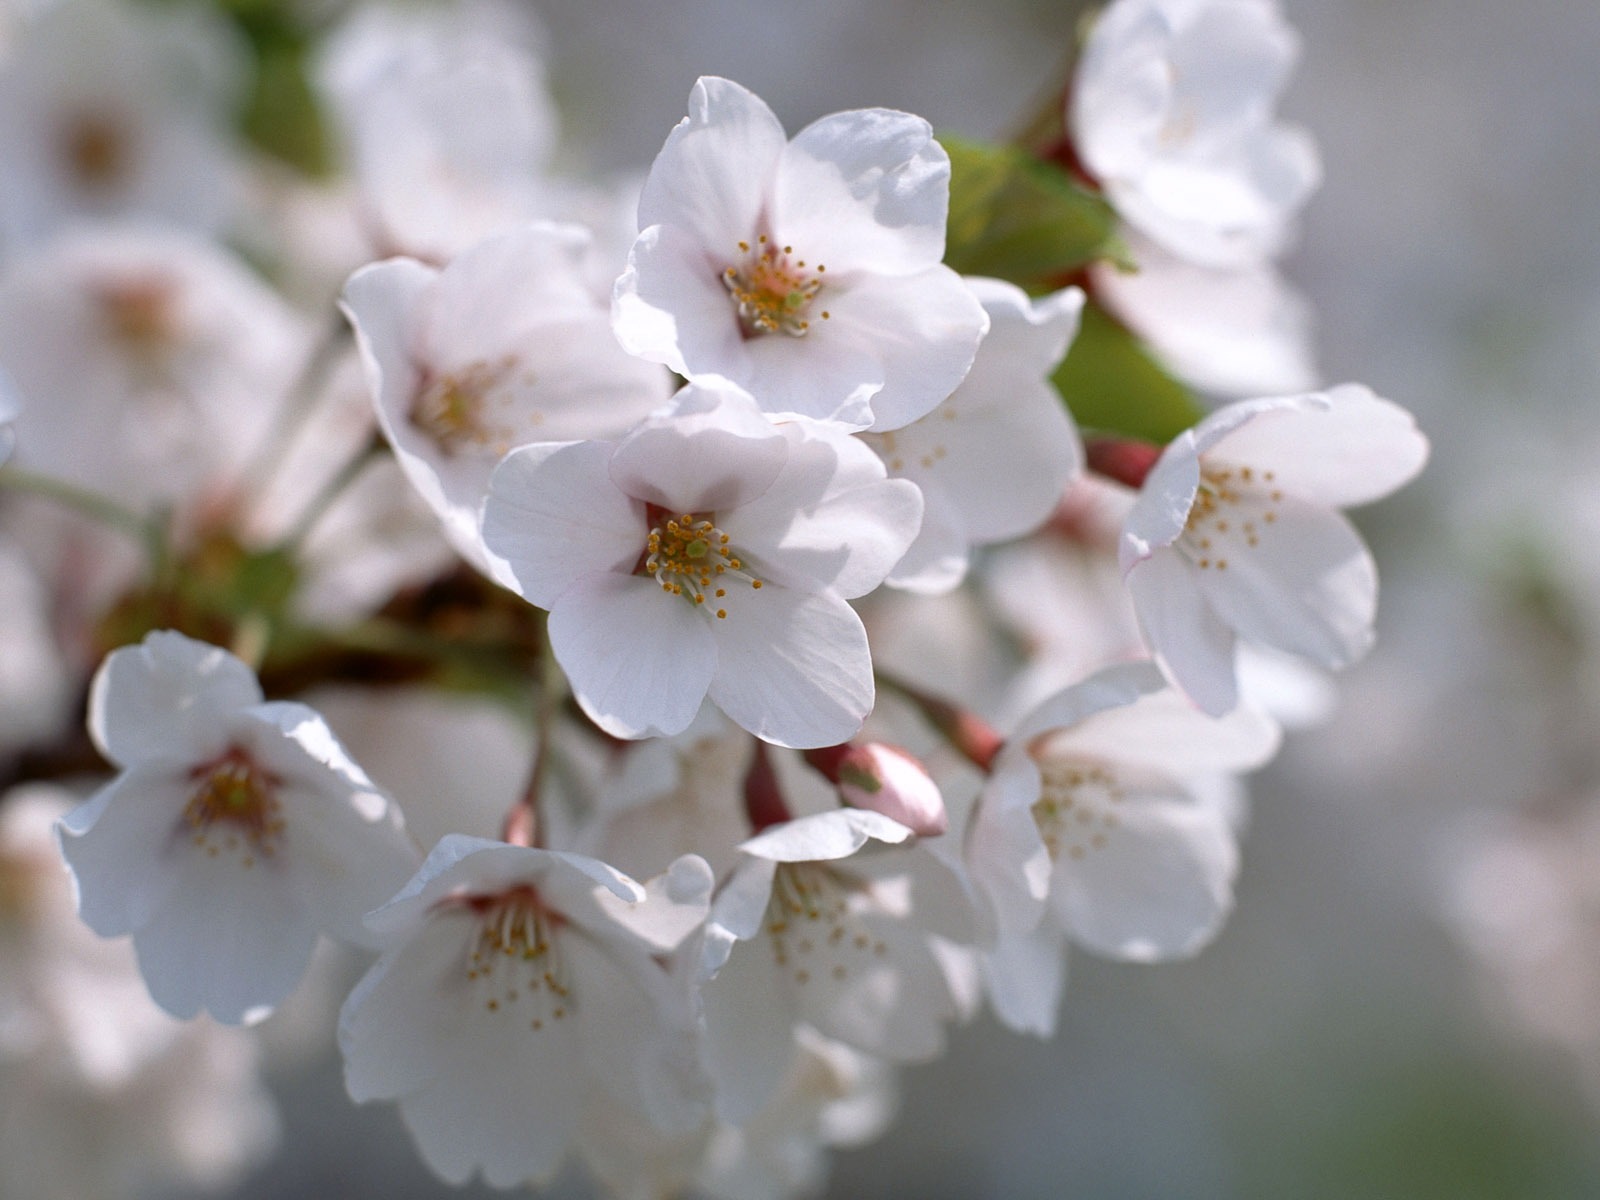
[613,76,987,431]
[966,662,1279,1035]
[1070,0,1320,268]
[0,0,243,249]
[482,379,923,748]
[343,221,671,583]
[338,835,713,1189]
[863,277,1084,592]
[1119,384,1429,715]
[56,632,419,1024]
[701,808,967,1117]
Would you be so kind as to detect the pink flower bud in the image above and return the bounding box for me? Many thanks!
[836,743,947,837]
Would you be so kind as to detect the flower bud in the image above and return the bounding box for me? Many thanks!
[835,742,947,837]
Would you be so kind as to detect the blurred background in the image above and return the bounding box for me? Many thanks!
[6,0,1599,1196]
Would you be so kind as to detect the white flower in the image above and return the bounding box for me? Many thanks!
[701,809,966,1118]
[966,662,1278,1035]
[0,0,242,249]
[338,835,713,1189]
[342,221,671,583]
[1092,229,1318,398]
[1070,0,1320,268]
[613,76,987,431]
[0,226,309,513]
[1119,384,1429,715]
[56,632,419,1024]
[482,379,923,748]
[863,278,1084,592]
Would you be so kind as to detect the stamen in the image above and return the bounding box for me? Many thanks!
[183,746,285,864]
[723,240,824,337]
[642,510,762,619]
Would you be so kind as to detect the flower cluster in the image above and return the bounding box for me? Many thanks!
[0,0,1427,1196]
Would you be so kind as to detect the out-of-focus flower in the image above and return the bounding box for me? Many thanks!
[614,76,987,431]
[863,278,1084,593]
[0,364,17,464]
[967,662,1278,1035]
[483,380,923,747]
[0,0,242,251]
[1070,0,1320,268]
[343,221,671,583]
[338,835,713,1189]
[57,631,419,1023]
[1120,384,1428,715]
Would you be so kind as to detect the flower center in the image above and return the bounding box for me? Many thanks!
[1180,462,1284,572]
[643,510,763,621]
[765,863,888,989]
[60,110,130,189]
[462,887,573,1029]
[183,746,285,866]
[722,236,829,338]
[95,277,179,357]
[409,357,520,457]
[1030,755,1123,862]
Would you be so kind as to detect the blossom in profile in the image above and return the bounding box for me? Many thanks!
[482,380,923,748]
[1071,0,1320,268]
[863,277,1084,592]
[343,221,671,584]
[1119,384,1429,715]
[614,76,987,431]
[57,631,419,1024]
[338,835,714,1189]
[966,662,1279,1035]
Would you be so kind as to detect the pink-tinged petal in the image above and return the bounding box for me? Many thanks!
[707,586,871,749]
[550,573,717,741]
[740,809,912,864]
[89,632,261,766]
[1037,684,1281,777]
[773,108,949,275]
[338,915,466,1102]
[483,441,645,608]
[1195,495,1378,669]
[613,222,746,378]
[823,266,987,432]
[608,381,787,513]
[1207,385,1429,507]
[133,846,319,1023]
[702,924,799,1120]
[1053,788,1237,962]
[57,766,188,936]
[982,921,1067,1038]
[637,76,787,254]
[1126,549,1240,716]
[733,424,922,598]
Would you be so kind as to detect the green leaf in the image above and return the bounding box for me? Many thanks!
[941,136,1120,286]
[1052,301,1204,443]
[241,38,334,177]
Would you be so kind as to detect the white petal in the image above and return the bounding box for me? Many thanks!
[964,754,1050,937]
[550,572,718,741]
[637,76,787,255]
[884,488,970,594]
[740,809,913,864]
[89,632,260,766]
[702,925,799,1120]
[57,766,188,936]
[1036,684,1281,777]
[483,440,645,608]
[1195,495,1377,669]
[1053,787,1237,962]
[773,107,949,274]
[707,586,871,749]
[1208,385,1429,507]
[608,381,787,513]
[133,846,319,1023]
[982,921,1067,1038]
[613,221,745,377]
[1126,549,1241,715]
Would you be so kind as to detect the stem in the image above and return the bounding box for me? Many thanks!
[0,465,165,566]
[503,610,557,848]
[238,312,353,501]
[273,430,385,555]
[876,672,1005,773]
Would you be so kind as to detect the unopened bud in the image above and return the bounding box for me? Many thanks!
[835,743,947,837]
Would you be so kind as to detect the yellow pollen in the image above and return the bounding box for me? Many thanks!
[409,357,521,457]
[723,239,824,337]
[642,511,762,617]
